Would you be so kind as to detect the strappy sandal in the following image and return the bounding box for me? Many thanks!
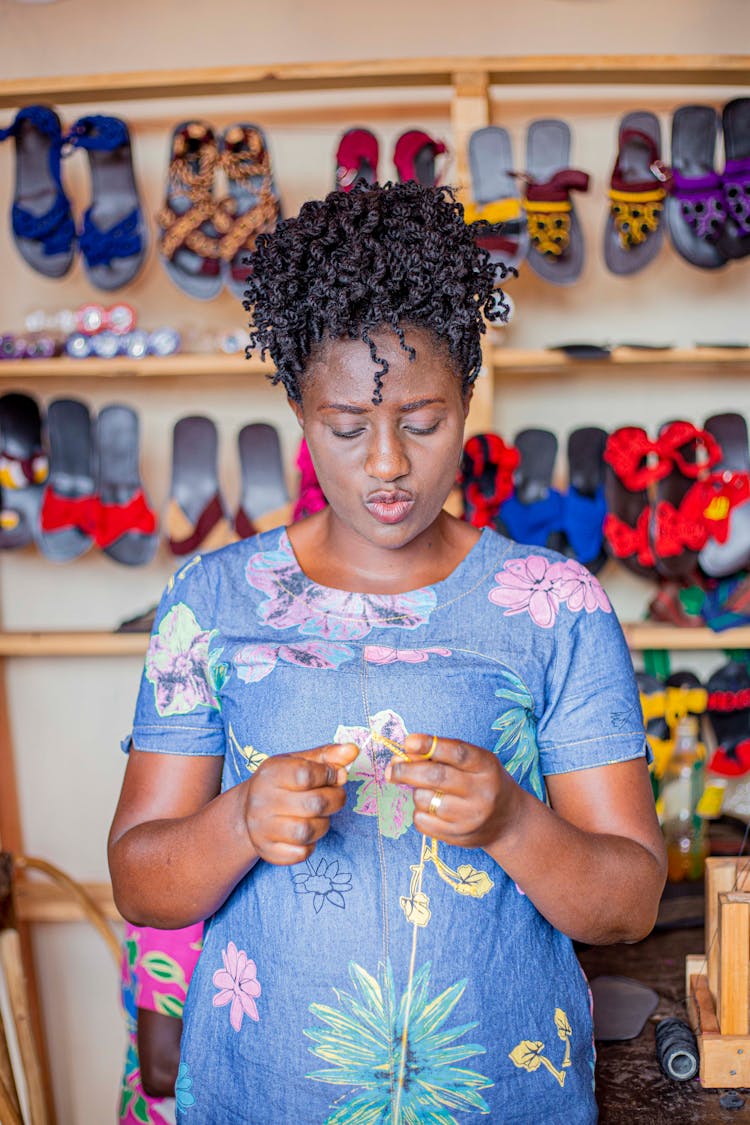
[649,420,722,579]
[561,426,608,573]
[459,432,519,530]
[235,423,291,538]
[698,413,750,577]
[718,97,750,261]
[39,398,96,562]
[523,118,590,285]
[604,111,671,275]
[0,105,75,278]
[95,405,158,566]
[706,661,750,776]
[64,115,148,291]
[335,128,378,191]
[667,105,728,270]
[167,415,235,556]
[498,429,565,549]
[0,392,47,550]
[157,120,223,300]
[219,123,281,299]
[603,426,660,577]
[392,129,447,187]
[465,126,528,276]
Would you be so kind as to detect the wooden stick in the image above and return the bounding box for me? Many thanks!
[718,893,750,1035]
[0,929,49,1125]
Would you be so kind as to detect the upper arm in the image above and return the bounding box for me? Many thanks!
[109,748,223,850]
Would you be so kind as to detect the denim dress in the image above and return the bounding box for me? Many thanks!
[126,526,648,1125]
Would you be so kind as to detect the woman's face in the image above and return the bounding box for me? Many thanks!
[291,327,470,551]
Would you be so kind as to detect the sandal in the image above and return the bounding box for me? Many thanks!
[561,426,608,572]
[157,121,223,300]
[0,105,75,278]
[335,128,378,191]
[523,118,590,285]
[649,420,721,579]
[666,104,728,270]
[602,426,659,577]
[698,413,750,577]
[718,97,750,261]
[459,432,519,530]
[604,111,670,276]
[219,123,281,299]
[498,428,565,549]
[167,415,235,556]
[95,404,158,566]
[235,423,291,538]
[392,129,447,186]
[706,661,750,777]
[465,126,528,275]
[39,398,96,562]
[64,115,148,291]
[0,392,47,550]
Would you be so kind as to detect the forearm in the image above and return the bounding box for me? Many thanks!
[109,783,258,928]
[486,785,666,944]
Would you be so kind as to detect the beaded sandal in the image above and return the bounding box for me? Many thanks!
[666,105,727,270]
[0,106,75,278]
[0,393,47,550]
[718,97,750,261]
[523,118,589,285]
[158,121,223,300]
[604,111,671,276]
[219,123,281,299]
[465,126,528,275]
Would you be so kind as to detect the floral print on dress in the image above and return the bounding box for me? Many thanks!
[492,670,544,801]
[245,532,437,640]
[363,644,451,664]
[145,603,218,716]
[234,639,355,683]
[488,556,612,629]
[212,941,261,1031]
[305,959,492,1123]
[335,709,414,839]
[293,857,353,912]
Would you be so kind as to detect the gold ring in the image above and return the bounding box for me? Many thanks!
[428,790,444,817]
[421,735,438,761]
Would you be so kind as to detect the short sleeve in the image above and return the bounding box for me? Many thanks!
[125,557,225,757]
[125,922,203,1016]
[535,599,649,776]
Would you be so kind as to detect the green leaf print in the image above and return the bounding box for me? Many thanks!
[132,1092,155,1124]
[492,672,544,801]
[154,991,185,1018]
[140,951,187,990]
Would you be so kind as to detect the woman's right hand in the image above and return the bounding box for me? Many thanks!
[243,742,359,865]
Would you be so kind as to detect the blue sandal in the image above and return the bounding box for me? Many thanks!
[0,105,75,278]
[65,114,148,290]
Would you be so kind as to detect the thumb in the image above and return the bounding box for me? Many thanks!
[298,741,359,782]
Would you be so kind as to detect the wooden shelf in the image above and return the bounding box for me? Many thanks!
[490,346,750,372]
[623,623,750,651]
[14,880,120,924]
[1,55,748,108]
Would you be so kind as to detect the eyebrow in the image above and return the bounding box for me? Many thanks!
[319,398,446,415]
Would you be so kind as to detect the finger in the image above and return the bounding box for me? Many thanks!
[273,784,348,820]
[412,787,454,822]
[264,814,332,850]
[403,733,481,771]
[295,742,359,785]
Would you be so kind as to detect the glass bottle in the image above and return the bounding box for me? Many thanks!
[660,715,709,882]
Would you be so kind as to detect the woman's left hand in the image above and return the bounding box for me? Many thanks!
[385,732,520,849]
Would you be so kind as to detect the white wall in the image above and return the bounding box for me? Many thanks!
[0,2,749,1121]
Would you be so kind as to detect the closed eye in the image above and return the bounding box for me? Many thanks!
[404,422,440,435]
[331,428,365,439]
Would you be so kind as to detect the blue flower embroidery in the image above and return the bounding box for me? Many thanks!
[293,857,353,913]
[175,1061,196,1110]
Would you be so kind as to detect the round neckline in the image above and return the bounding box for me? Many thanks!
[278,525,497,607]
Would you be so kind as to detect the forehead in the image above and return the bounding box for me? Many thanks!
[302,327,462,404]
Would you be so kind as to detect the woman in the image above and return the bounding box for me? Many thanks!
[109,182,666,1124]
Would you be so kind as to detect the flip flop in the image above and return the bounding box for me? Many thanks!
[465,126,528,274]
[0,392,48,550]
[0,105,75,278]
[65,115,148,291]
[235,423,291,538]
[393,129,447,187]
[335,128,378,191]
[39,398,96,562]
[605,111,669,276]
[561,426,608,573]
[158,121,223,300]
[699,413,750,577]
[666,105,728,270]
[498,428,565,549]
[718,97,750,260]
[524,118,589,285]
[167,415,235,556]
[220,123,281,299]
[96,404,158,566]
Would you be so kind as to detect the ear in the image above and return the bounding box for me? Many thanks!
[288,396,305,429]
[462,386,474,421]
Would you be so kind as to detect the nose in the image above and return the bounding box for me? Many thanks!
[364,426,410,483]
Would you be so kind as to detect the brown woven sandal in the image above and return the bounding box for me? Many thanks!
[218,124,280,297]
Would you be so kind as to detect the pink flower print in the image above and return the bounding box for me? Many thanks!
[146,602,218,715]
[488,556,566,628]
[334,709,414,838]
[234,640,354,683]
[363,645,451,664]
[554,560,612,615]
[212,941,261,1031]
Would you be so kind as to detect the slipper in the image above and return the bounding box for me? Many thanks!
[115,604,157,633]
[95,405,158,566]
[666,105,728,270]
[39,398,96,562]
[65,115,148,291]
[523,118,589,285]
[219,123,281,299]
[648,580,705,628]
[717,97,750,260]
[459,432,519,530]
[602,427,658,578]
[393,129,447,187]
[335,128,378,191]
[292,437,326,522]
[649,420,721,580]
[0,105,75,278]
[464,126,528,274]
[705,660,750,777]
[698,413,750,578]
[167,415,235,556]
[498,428,565,549]
[605,111,670,276]
[561,426,608,572]
[157,121,223,300]
[548,343,611,360]
[235,423,291,538]
[0,392,48,550]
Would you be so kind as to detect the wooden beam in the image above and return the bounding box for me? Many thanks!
[0,930,49,1125]
[14,881,121,925]
[718,893,750,1035]
[688,973,720,1036]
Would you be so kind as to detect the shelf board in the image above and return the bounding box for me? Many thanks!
[14,880,120,924]
[0,352,271,380]
[490,346,750,372]
[0,625,748,656]
[1,55,748,108]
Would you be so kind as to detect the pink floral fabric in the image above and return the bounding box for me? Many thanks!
[488,556,611,629]
[212,940,262,1031]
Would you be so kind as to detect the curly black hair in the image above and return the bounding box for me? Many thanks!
[243,181,509,405]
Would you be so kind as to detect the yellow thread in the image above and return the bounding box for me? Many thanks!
[370,731,410,760]
[522,199,571,213]
[463,197,522,224]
